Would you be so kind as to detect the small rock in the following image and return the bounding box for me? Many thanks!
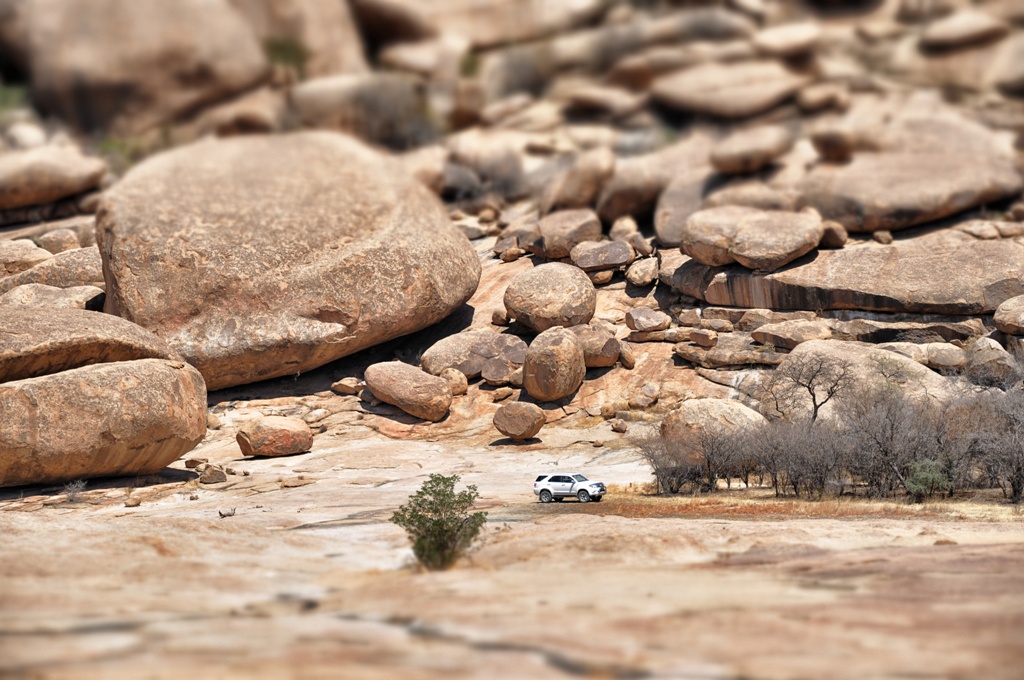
[609,216,639,241]
[0,240,52,276]
[491,308,510,326]
[626,306,672,332]
[504,263,597,332]
[994,295,1024,335]
[206,413,222,430]
[820,221,848,249]
[569,323,621,368]
[691,329,719,348]
[185,457,208,469]
[610,418,628,433]
[440,367,468,395]
[701,318,734,333]
[537,209,602,259]
[810,123,855,163]
[587,270,614,285]
[753,22,821,57]
[492,401,545,440]
[626,258,659,287]
[570,240,635,272]
[199,466,228,484]
[509,366,524,387]
[0,283,104,311]
[237,416,314,457]
[711,125,794,175]
[874,231,894,245]
[491,386,514,402]
[36,228,82,255]
[124,496,141,508]
[330,376,364,395]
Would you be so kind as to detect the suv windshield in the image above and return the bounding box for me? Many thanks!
[573,474,588,482]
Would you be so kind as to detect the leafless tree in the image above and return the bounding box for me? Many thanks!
[977,390,1024,503]
[629,424,700,495]
[759,353,853,422]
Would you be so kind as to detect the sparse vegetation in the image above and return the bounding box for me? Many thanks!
[391,474,488,570]
[63,479,86,503]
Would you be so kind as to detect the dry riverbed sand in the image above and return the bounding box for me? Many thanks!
[2,398,1023,680]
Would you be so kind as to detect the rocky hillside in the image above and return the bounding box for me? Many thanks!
[1,0,1023,489]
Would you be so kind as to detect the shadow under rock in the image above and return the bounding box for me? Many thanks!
[0,467,197,501]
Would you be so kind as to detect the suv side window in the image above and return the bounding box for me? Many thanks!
[552,476,568,483]
[535,475,548,482]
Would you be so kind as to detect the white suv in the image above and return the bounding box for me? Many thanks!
[534,473,606,503]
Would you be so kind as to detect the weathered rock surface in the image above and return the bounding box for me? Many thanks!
[626,307,672,333]
[36,228,82,254]
[0,239,51,275]
[653,168,718,248]
[236,415,314,457]
[228,0,368,78]
[0,358,206,487]
[98,132,480,390]
[0,147,106,210]
[670,238,1024,314]
[800,153,1023,232]
[752,319,834,351]
[920,10,1009,50]
[420,330,527,379]
[536,209,602,259]
[503,263,596,332]
[0,246,104,295]
[568,323,620,368]
[544,147,616,212]
[661,398,765,456]
[626,258,660,287]
[492,401,545,440]
[440,367,468,395]
[994,296,1024,335]
[364,361,453,421]
[0,283,104,311]
[966,337,1018,386]
[21,0,268,133]
[522,327,586,402]
[0,307,181,384]
[753,22,821,57]
[570,240,634,272]
[710,125,794,174]
[652,60,810,118]
[680,206,824,273]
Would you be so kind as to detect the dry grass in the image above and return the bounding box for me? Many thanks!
[559,484,1024,522]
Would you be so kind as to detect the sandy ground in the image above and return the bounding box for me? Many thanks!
[2,396,1023,680]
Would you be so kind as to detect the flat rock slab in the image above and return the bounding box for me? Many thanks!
[800,152,1023,233]
[751,319,834,350]
[98,132,480,391]
[753,22,821,57]
[921,10,1009,50]
[0,146,106,210]
[0,307,180,384]
[0,283,104,310]
[0,358,206,487]
[681,206,824,273]
[0,246,103,294]
[652,60,811,119]
[711,125,795,174]
[670,238,1024,314]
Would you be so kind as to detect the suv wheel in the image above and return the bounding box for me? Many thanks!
[577,490,591,503]
[539,489,553,503]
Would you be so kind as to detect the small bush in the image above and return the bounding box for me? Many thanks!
[391,474,488,571]
[905,459,949,503]
[63,479,86,503]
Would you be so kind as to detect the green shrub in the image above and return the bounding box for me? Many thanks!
[905,459,949,504]
[391,474,488,570]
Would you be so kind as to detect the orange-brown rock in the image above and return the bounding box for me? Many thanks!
[503,263,596,332]
[0,307,180,384]
[98,132,480,390]
[420,330,526,379]
[364,361,453,421]
[523,327,586,402]
[0,246,104,294]
[236,416,313,457]
[0,359,206,487]
[21,0,268,134]
[0,239,51,274]
[492,401,545,440]
[0,146,106,210]
[0,283,104,311]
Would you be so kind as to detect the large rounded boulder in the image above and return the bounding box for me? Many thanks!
[503,263,596,332]
[98,132,481,390]
[522,327,586,402]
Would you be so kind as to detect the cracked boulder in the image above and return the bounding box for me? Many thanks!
[98,132,480,390]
